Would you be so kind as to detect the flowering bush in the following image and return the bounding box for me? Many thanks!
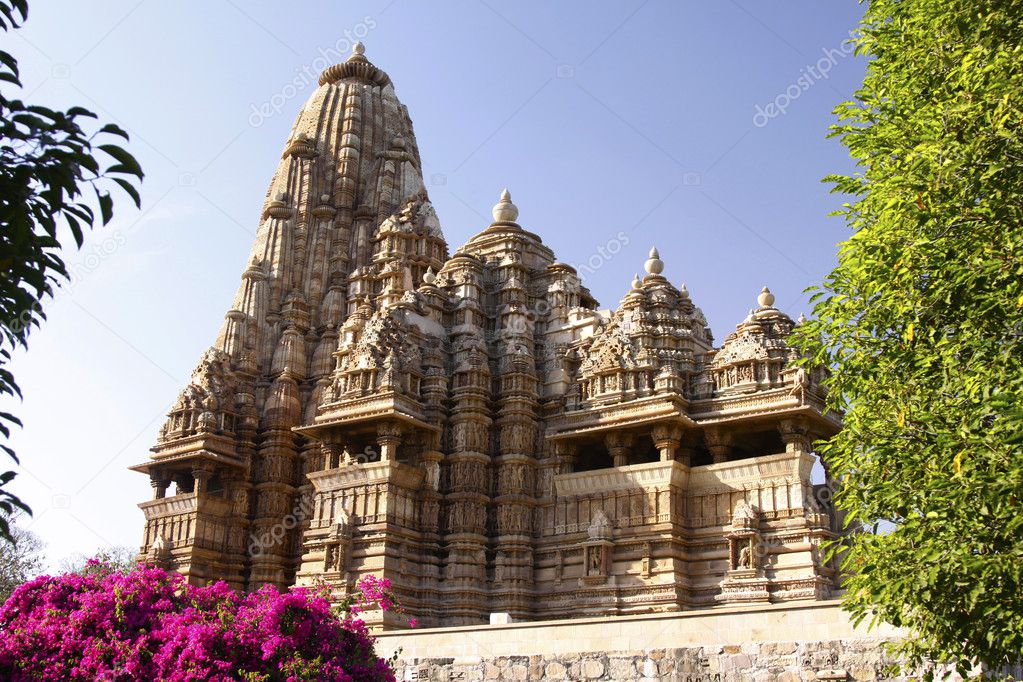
[0,562,401,681]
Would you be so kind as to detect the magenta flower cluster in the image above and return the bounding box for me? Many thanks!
[0,562,399,681]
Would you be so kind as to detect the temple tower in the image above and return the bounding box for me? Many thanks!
[133,43,447,590]
[133,44,844,628]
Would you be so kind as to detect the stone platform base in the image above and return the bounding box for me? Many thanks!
[375,601,912,681]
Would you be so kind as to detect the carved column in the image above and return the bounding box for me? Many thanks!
[150,475,169,500]
[248,364,306,588]
[491,332,540,620]
[191,463,213,495]
[651,424,683,462]
[320,442,343,470]
[676,431,702,468]
[376,421,404,462]
[605,432,634,468]
[229,388,258,591]
[778,418,811,454]
[704,428,732,464]
[441,322,491,624]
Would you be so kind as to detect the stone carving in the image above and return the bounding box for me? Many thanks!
[738,544,753,569]
[732,499,758,528]
[160,348,236,442]
[147,533,170,567]
[588,545,604,575]
[587,509,613,540]
[131,43,843,627]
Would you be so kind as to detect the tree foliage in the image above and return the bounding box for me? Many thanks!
[0,513,43,603]
[794,0,1023,673]
[0,0,144,541]
[58,545,136,575]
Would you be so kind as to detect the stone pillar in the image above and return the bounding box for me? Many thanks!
[376,422,404,462]
[150,474,169,499]
[191,464,213,494]
[441,329,492,625]
[250,412,300,590]
[229,394,258,591]
[321,442,343,470]
[605,432,634,468]
[704,428,732,464]
[651,424,683,462]
[778,418,811,454]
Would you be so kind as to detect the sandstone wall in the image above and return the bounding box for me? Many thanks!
[376,601,914,681]
[387,641,899,682]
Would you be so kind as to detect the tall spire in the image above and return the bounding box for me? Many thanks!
[136,42,447,591]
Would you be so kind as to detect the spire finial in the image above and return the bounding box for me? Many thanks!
[423,266,436,285]
[644,246,664,275]
[757,286,775,308]
[631,273,643,290]
[797,312,807,325]
[492,188,519,223]
[353,41,365,56]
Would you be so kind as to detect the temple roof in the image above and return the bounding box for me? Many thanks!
[318,41,391,86]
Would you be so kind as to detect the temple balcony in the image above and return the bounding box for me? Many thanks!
[138,490,234,555]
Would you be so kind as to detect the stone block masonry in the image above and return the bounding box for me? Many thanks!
[388,642,899,682]
[376,602,923,681]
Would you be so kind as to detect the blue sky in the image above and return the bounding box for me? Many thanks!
[4,1,866,567]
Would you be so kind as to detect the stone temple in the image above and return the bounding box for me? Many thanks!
[131,43,843,628]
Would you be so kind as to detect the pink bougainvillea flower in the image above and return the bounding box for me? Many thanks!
[0,563,397,682]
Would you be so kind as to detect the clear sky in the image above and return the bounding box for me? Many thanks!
[4,1,866,568]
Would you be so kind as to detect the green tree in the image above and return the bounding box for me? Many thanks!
[0,513,44,603]
[0,0,143,541]
[794,0,1023,673]
[58,545,136,575]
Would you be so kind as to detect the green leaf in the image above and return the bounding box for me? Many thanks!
[111,176,142,208]
[99,144,143,179]
[97,122,130,141]
[97,190,113,225]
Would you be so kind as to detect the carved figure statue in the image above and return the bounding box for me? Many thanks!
[738,545,752,569]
